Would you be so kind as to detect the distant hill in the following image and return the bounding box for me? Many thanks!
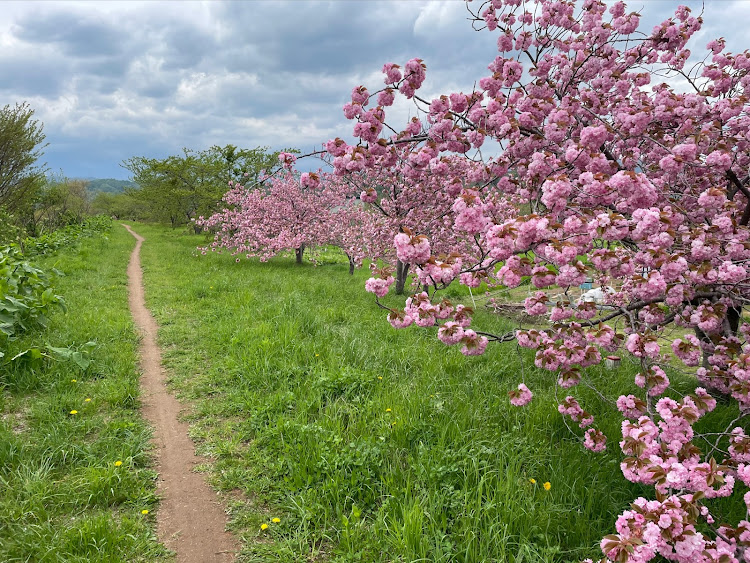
[85,178,138,195]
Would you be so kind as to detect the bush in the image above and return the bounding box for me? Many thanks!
[0,246,64,348]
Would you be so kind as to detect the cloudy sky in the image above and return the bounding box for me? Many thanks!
[1,0,748,180]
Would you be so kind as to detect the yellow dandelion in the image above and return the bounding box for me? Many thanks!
[141,509,149,515]
[377,376,383,380]
[70,379,77,383]
[70,410,78,415]
[84,398,91,402]
[114,460,123,467]
[543,482,551,491]
[260,523,269,531]
[529,478,536,484]
[271,517,281,523]
[315,354,319,357]
[385,408,392,413]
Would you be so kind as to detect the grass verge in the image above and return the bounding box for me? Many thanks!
[133,222,744,563]
[0,226,169,562]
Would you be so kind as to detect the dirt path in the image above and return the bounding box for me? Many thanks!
[123,224,239,562]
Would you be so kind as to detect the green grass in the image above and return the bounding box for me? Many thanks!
[130,223,746,562]
[0,227,168,562]
[2,222,743,561]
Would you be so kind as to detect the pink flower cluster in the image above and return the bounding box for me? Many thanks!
[460,329,489,356]
[364,276,394,298]
[602,495,746,563]
[558,396,594,428]
[584,428,607,452]
[634,365,670,397]
[394,232,431,265]
[509,383,533,406]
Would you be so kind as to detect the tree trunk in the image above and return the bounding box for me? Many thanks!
[295,244,305,264]
[394,259,409,295]
[347,254,355,276]
[694,302,741,395]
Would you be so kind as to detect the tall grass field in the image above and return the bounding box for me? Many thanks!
[3,223,743,562]
[0,226,168,562]
[131,223,745,562]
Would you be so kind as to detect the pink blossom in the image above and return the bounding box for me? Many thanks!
[531,266,557,288]
[460,329,488,356]
[387,310,414,329]
[558,396,594,428]
[437,321,464,345]
[579,125,609,149]
[365,276,394,298]
[509,383,533,406]
[584,428,607,452]
[300,172,320,189]
[671,335,701,366]
[616,395,646,419]
[382,62,402,84]
[555,263,586,287]
[377,88,395,107]
[278,152,297,167]
[394,232,431,264]
[453,304,472,328]
[524,292,548,316]
[705,150,732,169]
[459,271,482,288]
[626,333,642,356]
[360,188,377,203]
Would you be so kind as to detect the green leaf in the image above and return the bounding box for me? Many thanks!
[70,351,91,370]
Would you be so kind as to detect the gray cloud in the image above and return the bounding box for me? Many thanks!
[0,0,745,180]
[0,56,69,97]
[13,11,125,57]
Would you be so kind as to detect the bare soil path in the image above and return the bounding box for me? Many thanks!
[124,224,239,562]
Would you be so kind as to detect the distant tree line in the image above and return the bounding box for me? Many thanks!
[87,178,137,194]
[0,100,292,239]
[119,145,295,229]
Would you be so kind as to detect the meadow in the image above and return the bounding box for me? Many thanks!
[2,223,744,562]
[131,223,745,562]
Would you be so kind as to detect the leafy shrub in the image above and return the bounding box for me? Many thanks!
[21,215,112,257]
[0,247,64,352]
[0,208,23,246]
[1,216,111,365]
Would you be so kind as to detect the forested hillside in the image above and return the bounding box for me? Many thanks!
[85,178,138,195]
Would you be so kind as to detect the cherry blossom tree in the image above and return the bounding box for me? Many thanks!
[321,195,388,275]
[198,156,354,264]
[328,1,750,560]
[331,147,510,293]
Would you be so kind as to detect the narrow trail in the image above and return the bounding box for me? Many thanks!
[123,224,239,562]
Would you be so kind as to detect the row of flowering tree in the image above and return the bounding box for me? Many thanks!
[197,151,487,288]
[198,0,750,559]
[320,0,750,561]
[197,162,360,263]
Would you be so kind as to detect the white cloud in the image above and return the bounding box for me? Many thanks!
[0,0,745,179]
[413,1,468,38]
